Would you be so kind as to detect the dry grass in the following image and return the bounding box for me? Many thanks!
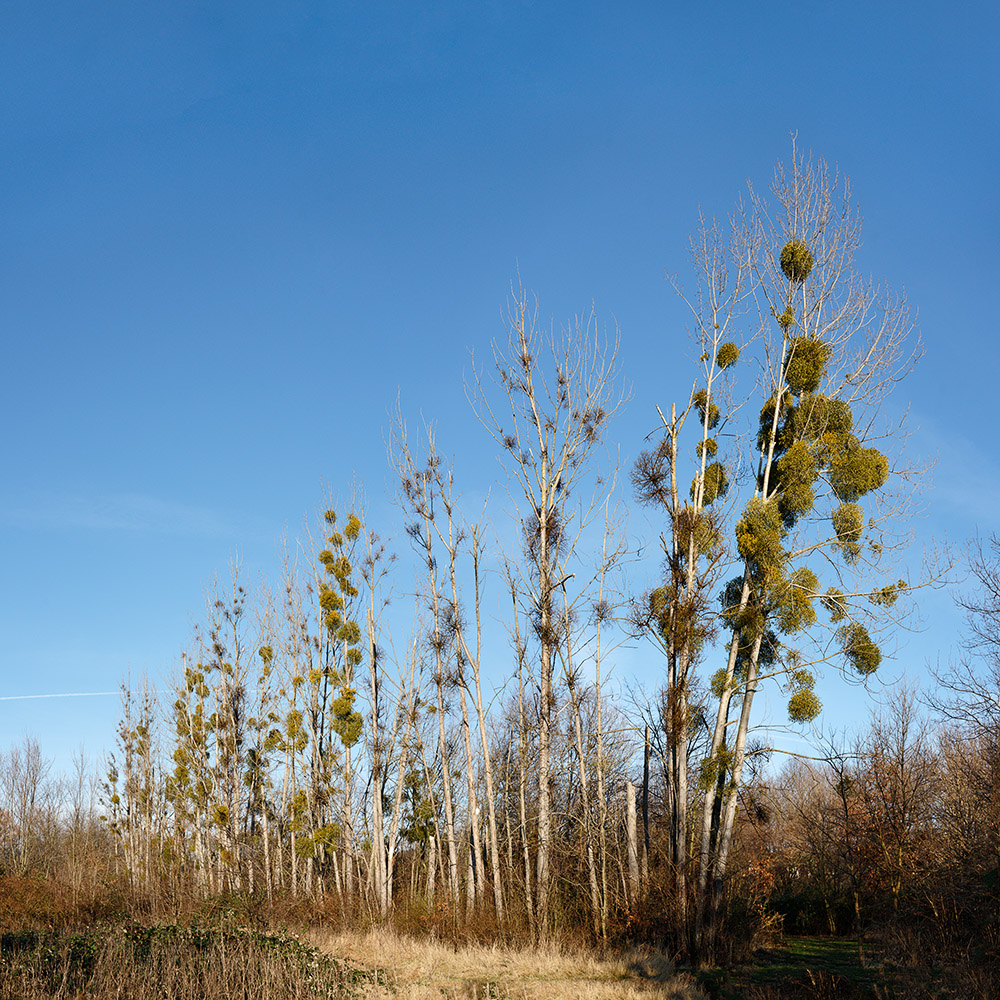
[311,928,706,1000]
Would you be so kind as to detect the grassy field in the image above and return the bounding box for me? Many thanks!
[0,922,705,999]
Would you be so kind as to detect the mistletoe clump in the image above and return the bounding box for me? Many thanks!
[693,461,730,505]
[785,664,821,721]
[698,743,734,792]
[780,239,814,283]
[331,686,363,747]
[776,566,819,635]
[774,440,819,526]
[787,688,821,723]
[675,506,723,558]
[822,587,848,622]
[717,342,741,369]
[692,387,721,429]
[788,393,854,445]
[832,502,864,564]
[870,579,907,607]
[785,338,832,395]
[647,584,677,641]
[829,440,889,502]
[757,393,790,451]
[838,621,882,675]
[736,497,785,585]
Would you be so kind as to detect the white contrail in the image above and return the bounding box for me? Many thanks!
[0,692,119,701]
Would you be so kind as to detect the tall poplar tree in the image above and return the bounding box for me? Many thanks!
[644,143,919,958]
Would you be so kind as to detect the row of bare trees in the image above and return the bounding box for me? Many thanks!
[98,285,641,937]
[99,561,644,923]
[3,144,944,960]
[100,145,926,958]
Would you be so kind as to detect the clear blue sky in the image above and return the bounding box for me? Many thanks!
[2,1,997,775]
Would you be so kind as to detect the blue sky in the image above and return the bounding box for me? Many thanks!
[2,1,998,775]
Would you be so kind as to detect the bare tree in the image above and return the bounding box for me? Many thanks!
[929,535,1000,738]
[0,736,52,876]
[357,512,395,914]
[471,285,624,932]
[393,434,462,903]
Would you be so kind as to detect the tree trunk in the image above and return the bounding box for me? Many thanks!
[456,679,485,907]
[626,781,639,908]
[426,834,437,905]
[460,528,505,920]
[642,724,650,887]
[569,677,601,936]
[517,645,535,934]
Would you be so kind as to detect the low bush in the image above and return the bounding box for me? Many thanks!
[0,921,378,1000]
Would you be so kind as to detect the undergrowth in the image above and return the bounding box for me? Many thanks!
[0,921,379,999]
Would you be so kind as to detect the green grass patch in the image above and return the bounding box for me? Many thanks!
[697,935,895,999]
[753,936,868,983]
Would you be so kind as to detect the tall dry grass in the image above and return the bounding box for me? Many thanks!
[311,928,706,1000]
